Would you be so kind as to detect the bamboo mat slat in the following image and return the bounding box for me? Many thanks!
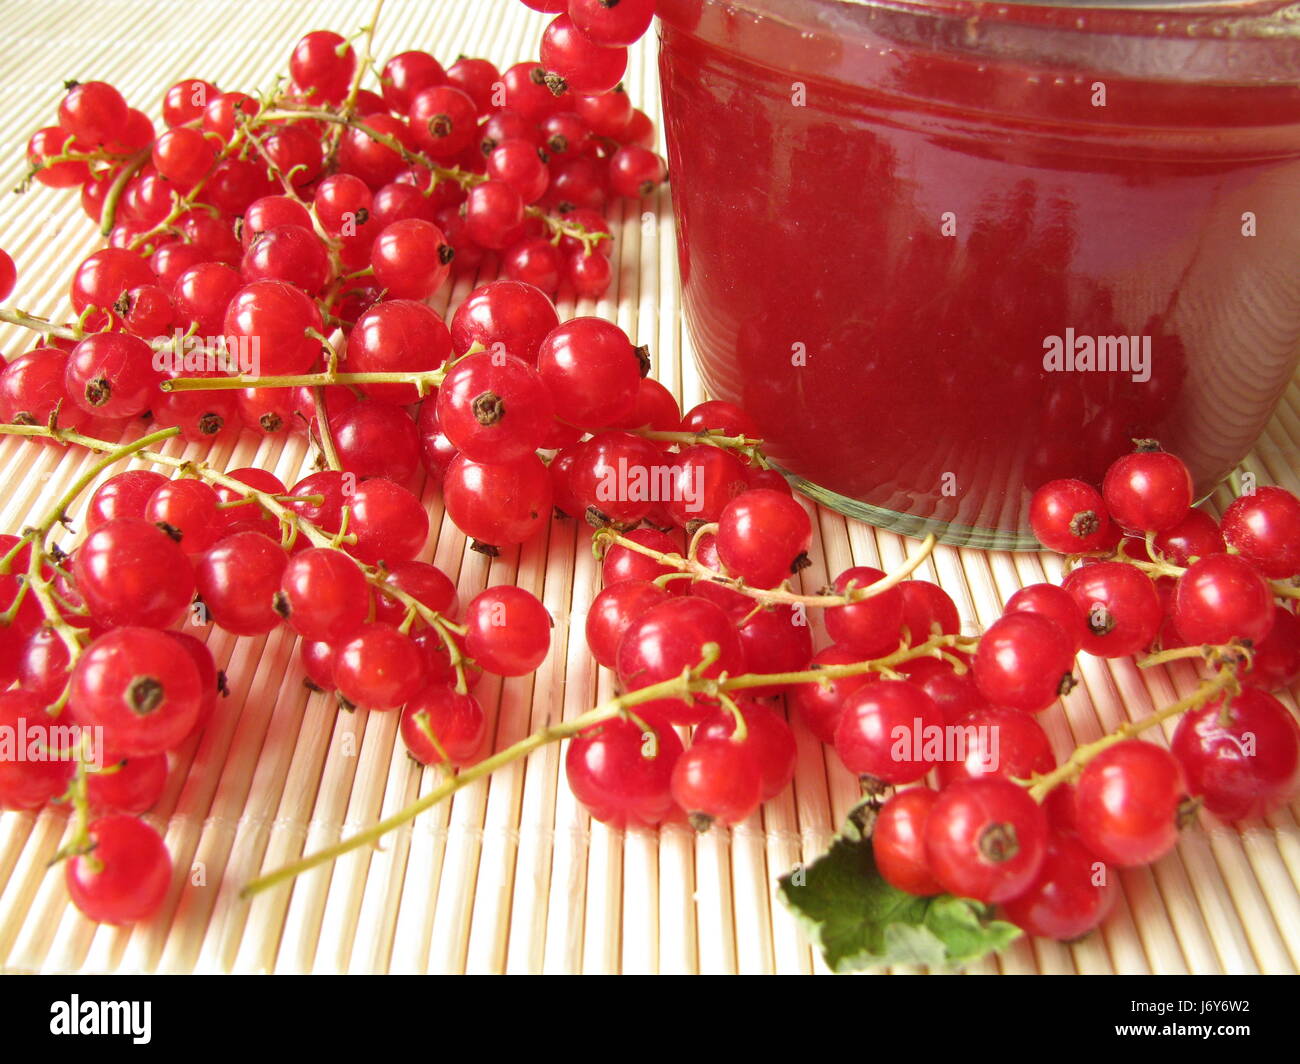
[0,0,1297,975]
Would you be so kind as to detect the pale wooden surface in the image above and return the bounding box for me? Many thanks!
[0,0,1297,974]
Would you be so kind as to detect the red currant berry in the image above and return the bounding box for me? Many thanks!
[145,478,222,555]
[381,50,446,113]
[1062,561,1163,658]
[789,646,878,744]
[59,81,128,146]
[87,470,168,530]
[446,57,500,113]
[409,85,479,158]
[671,738,763,830]
[565,717,682,828]
[601,527,686,591]
[442,453,552,549]
[329,400,423,484]
[450,279,559,365]
[1220,486,1300,579]
[348,478,430,565]
[224,280,324,376]
[1004,583,1087,655]
[898,580,961,645]
[241,224,331,293]
[195,532,288,636]
[214,467,285,538]
[696,699,797,801]
[0,692,75,809]
[1102,447,1194,533]
[88,752,168,815]
[569,0,655,46]
[834,679,944,784]
[733,603,814,696]
[290,30,356,104]
[344,299,451,405]
[572,90,631,136]
[608,145,667,199]
[1171,687,1300,821]
[73,518,195,629]
[1244,606,1300,691]
[401,686,486,767]
[824,566,905,658]
[334,622,427,710]
[537,316,642,426]
[715,489,811,589]
[152,126,216,187]
[371,560,460,626]
[69,627,201,755]
[1001,832,1117,941]
[586,579,668,668]
[615,596,747,726]
[1171,553,1275,646]
[463,585,551,676]
[972,612,1075,714]
[276,548,372,644]
[65,815,171,924]
[436,351,555,463]
[541,14,628,95]
[936,705,1055,787]
[664,444,750,527]
[0,348,89,432]
[873,787,943,896]
[162,78,216,125]
[1029,479,1113,554]
[897,656,986,724]
[371,218,454,299]
[1075,740,1189,867]
[924,777,1048,903]
[1152,508,1224,567]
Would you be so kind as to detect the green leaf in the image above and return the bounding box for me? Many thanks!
[777,823,1021,973]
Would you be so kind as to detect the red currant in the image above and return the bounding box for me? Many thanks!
[924,777,1048,903]
[1075,740,1189,867]
[65,815,171,924]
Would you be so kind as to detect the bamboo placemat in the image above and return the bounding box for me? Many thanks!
[0,0,1297,975]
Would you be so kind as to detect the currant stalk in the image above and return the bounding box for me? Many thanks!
[241,631,974,896]
[594,527,940,609]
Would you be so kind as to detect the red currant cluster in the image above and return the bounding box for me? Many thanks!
[0,429,564,924]
[565,441,1300,945]
[1,20,668,441]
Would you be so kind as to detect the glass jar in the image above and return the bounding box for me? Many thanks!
[656,0,1300,548]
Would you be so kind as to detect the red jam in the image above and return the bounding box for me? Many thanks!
[657,0,1300,547]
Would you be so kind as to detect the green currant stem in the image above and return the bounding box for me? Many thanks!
[240,633,971,896]
[51,752,95,865]
[340,0,386,117]
[594,528,939,608]
[0,307,83,343]
[312,385,345,472]
[717,691,749,743]
[160,366,447,396]
[1108,536,1300,601]
[99,147,153,235]
[1025,667,1239,802]
[634,428,769,468]
[16,425,182,662]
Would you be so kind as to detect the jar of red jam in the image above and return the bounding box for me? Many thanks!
[657,0,1300,548]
